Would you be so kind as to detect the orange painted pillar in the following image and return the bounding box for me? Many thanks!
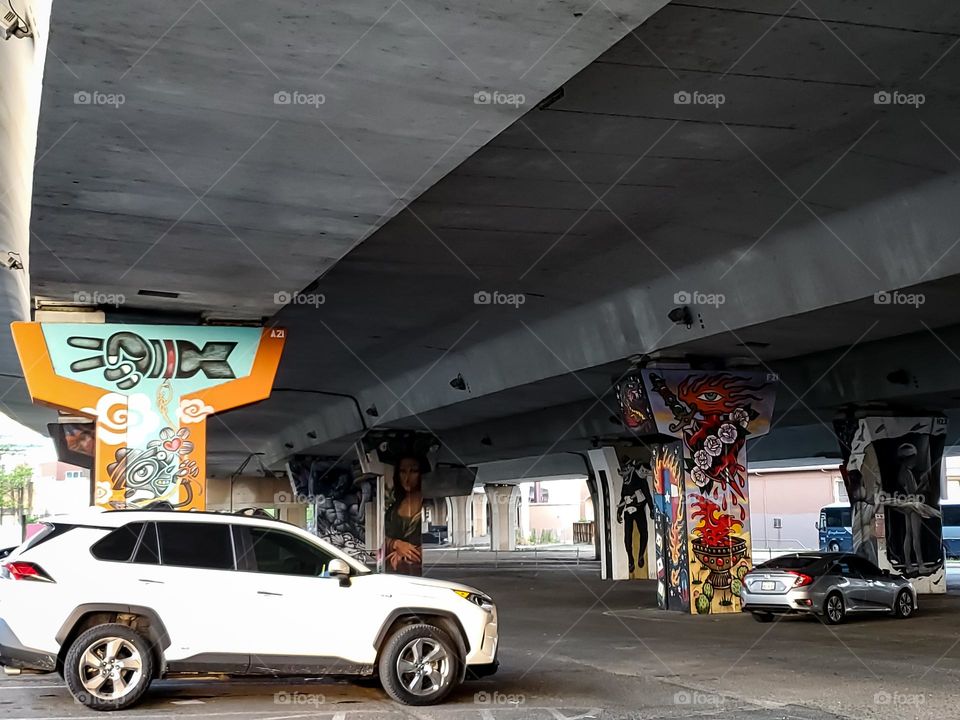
[11,322,285,510]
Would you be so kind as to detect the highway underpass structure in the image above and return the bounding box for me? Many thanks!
[3,0,960,620]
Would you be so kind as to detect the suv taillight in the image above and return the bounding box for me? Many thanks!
[2,561,54,582]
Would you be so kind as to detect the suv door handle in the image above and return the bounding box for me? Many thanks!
[139,579,164,585]
[257,590,282,596]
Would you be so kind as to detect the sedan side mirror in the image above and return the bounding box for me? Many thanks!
[328,558,352,587]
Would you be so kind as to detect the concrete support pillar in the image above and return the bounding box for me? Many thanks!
[281,504,307,529]
[0,1,52,375]
[835,414,948,594]
[485,484,519,551]
[445,494,472,547]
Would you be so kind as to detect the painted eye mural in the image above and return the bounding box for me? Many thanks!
[642,369,777,615]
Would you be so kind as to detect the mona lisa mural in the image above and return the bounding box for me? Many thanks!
[359,430,440,576]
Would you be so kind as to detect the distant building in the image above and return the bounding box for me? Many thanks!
[32,461,91,517]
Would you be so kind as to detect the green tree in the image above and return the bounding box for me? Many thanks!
[0,463,33,514]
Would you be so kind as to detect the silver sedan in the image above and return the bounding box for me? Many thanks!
[740,552,917,624]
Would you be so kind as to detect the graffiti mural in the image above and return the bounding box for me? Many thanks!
[287,457,375,562]
[67,332,238,390]
[652,442,689,611]
[360,431,440,577]
[616,458,654,576]
[617,371,657,434]
[12,323,285,511]
[841,416,947,592]
[643,370,777,614]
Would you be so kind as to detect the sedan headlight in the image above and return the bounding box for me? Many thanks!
[453,589,494,611]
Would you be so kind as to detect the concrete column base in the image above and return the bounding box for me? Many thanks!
[446,494,472,547]
[485,484,520,551]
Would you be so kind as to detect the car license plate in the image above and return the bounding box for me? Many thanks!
[761,581,776,591]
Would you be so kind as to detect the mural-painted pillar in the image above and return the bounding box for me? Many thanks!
[11,322,285,509]
[836,414,947,594]
[651,441,689,611]
[641,370,778,614]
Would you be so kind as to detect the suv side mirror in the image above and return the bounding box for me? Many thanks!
[328,558,351,587]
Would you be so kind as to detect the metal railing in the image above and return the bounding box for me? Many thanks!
[423,545,597,570]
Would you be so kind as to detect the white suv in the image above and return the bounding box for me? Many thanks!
[0,509,498,710]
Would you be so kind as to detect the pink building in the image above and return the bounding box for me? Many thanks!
[749,463,844,551]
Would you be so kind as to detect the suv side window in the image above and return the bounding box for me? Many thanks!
[240,527,335,577]
[132,522,160,565]
[91,523,145,562]
[157,522,235,570]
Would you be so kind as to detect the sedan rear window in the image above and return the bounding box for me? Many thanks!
[758,555,821,570]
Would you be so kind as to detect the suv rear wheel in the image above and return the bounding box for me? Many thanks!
[378,623,459,705]
[64,623,154,711]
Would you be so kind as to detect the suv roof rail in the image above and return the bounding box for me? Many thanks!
[141,501,176,511]
[233,507,275,519]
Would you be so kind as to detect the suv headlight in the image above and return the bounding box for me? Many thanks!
[453,589,494,611]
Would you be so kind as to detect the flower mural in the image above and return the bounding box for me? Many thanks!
[642,369,777,615]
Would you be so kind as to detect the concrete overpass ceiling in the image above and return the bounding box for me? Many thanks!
[28,0,669,315]
[220,0,960,470]
[16,0,960,473]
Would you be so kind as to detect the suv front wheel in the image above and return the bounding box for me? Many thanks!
[378,623,459,705]
[64,623,155,711]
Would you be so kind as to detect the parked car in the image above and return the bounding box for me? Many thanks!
[740,552,916,624]
[0,509,498,710]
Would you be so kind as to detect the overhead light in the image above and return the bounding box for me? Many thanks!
[449,373,468,391]
[667,306,693,328]
[365,404,380,417]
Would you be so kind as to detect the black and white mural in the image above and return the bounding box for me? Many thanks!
[287,456,375,562]
[841,416,947,591]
